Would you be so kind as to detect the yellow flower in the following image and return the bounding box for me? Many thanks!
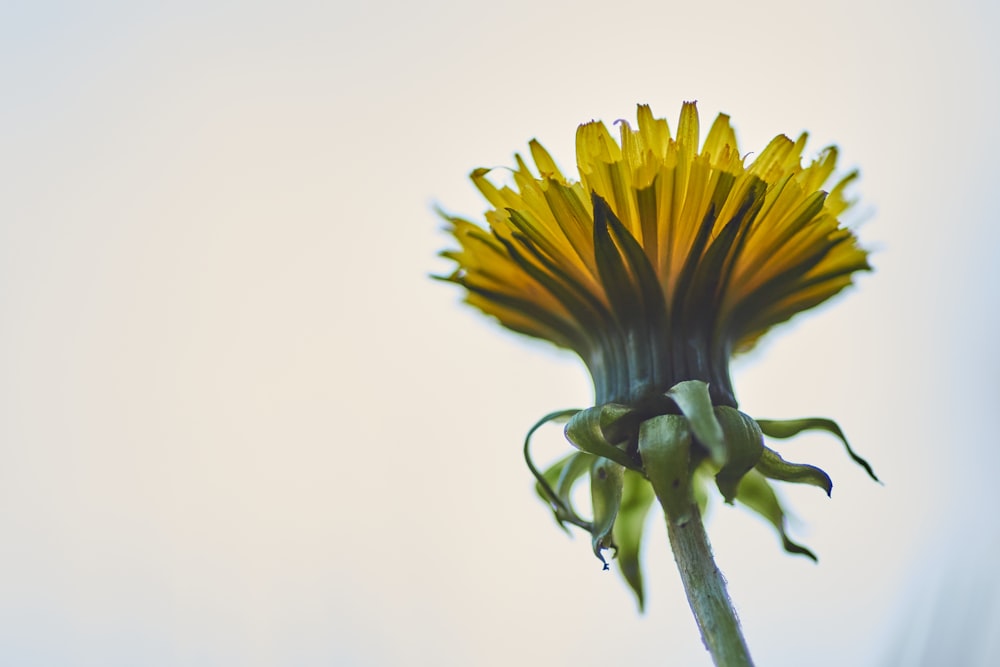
[438,102,876,609]
[441,102,868,408]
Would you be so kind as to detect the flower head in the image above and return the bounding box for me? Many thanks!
[441,102,868,408]
[438,103,877,608]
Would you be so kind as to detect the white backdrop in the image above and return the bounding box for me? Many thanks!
[1,1,998,665]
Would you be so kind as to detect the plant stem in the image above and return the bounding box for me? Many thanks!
[638,414,754,666]
[659,494,754,666]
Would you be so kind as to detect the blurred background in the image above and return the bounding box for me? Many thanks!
[1,0,998,665]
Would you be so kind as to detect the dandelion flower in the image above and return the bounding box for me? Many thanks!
[438,102,877,665]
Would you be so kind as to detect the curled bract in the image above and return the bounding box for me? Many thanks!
[524,379,878,609]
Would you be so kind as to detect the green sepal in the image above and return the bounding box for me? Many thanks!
[691,463,713,516]
[533,452,574,532]
[637,414,693,524]
[613,470,656,611]
[565,404,641,471]
[735,469,817,561]
[666,380,726,465]
[532,452,592,533]
[554,452,598,531]
[590,457,625,568]
[555,452,596,505]
[757,417,880,483]
[714,407,764,504]
[756,446,833,496]
[523,409,591,532]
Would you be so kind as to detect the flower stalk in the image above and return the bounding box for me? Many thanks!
[639,413,753,666]
[662,498,753,666]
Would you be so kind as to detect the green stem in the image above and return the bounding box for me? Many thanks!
[638,414,754,666]
[660,494,754,666]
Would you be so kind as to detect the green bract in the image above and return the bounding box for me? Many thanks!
[525,379,878,609]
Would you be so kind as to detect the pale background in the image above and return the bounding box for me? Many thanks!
[2,1,998,665]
